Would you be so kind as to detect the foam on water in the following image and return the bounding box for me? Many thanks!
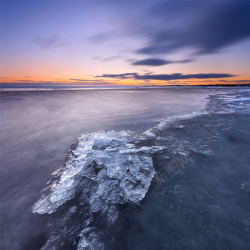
[206,88,250,114]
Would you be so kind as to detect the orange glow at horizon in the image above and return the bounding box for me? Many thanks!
[1,75,249,87]
[1,1,250,89]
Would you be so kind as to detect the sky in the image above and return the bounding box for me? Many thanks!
[1,0,250,88]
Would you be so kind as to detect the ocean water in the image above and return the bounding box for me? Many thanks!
[0,87,250,250]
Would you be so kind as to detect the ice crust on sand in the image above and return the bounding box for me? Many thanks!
[33,130,164,215]
[33,130,164,249]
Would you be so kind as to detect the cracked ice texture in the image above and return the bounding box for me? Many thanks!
[32,130,164,249]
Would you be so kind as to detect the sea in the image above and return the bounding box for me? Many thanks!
[0,87,250,250]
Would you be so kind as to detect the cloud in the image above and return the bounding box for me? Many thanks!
[103,56,122,62]
[0,80,113,88]
[69,78,117,86]
[93,56,122,62]
[219,79,250,84]
[97,73,136,79]
[132,58,169,66]
[70,78,99,82]
[13,79,38,83]
[70,78,113,84]
[131,58,193,66]
[87,32,118,44]
[96,73,235,81]
[0,81,59,88]
[137,1,250,55]
[33,35,65,49]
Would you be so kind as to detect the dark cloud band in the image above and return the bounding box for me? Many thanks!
[132,58,193,66]
[97,73,235,81]
[137,1,250,55]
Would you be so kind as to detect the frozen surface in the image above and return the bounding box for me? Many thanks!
[33,130,165,249]
[32,88,250,250]
[1,88,213,250]
[1,87,250,250]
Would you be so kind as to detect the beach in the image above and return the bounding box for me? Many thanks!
[0,87,250,250]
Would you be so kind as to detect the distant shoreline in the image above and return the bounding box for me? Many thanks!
[0,84,250,91]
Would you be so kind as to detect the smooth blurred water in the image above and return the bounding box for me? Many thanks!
[0,88,212,250]
[1,87,249,250]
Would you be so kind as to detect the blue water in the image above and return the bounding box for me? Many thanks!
[0,87,250,250]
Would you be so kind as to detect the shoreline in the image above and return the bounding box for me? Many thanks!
[0,85,250,92]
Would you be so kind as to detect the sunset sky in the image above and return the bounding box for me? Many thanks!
[1,0,250,88]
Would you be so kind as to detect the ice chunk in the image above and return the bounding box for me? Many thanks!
[33,130,163,249]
